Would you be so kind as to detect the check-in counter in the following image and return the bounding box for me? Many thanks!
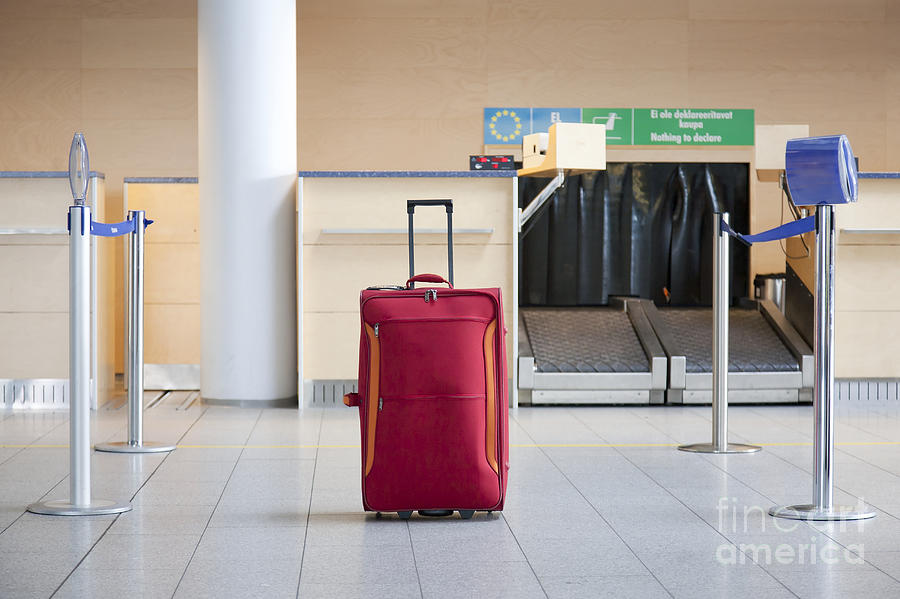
[123,171,517,404]
[787,173,900,378]
[0,172,111,408]
[298,171,517,404]
[121,168,900,401]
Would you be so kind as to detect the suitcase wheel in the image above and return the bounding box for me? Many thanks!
[458,510,475,520]
[397,511,413,520]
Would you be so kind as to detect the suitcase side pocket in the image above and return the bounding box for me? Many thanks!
[363,322,380,477]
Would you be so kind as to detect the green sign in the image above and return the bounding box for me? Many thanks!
[485,107,754,146]
[579,108,754,146]
[582,108,633,145]
[633,108,754,146]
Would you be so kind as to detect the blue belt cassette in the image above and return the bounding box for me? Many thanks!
[785,134,858,206]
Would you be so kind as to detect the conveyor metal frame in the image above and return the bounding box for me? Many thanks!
[518,298,668,405]
[640,299,813,404]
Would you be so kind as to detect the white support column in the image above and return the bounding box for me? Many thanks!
[198,0,298,404]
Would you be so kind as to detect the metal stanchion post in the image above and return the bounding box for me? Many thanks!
[28,208,132,515]
[770,206,875,520]
[97,210,175,454]
[28,134,131,516]
[679,212,760,455]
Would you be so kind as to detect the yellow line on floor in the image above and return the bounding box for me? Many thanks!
[1,441,899,450]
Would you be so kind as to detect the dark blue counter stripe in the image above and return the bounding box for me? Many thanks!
[857,172,900,179]
[124,177,198,184]
[0,171,105,179]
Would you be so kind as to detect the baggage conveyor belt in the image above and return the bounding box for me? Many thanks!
[518,298,813,405]
[641,299,813,404]
[518,299,668,404]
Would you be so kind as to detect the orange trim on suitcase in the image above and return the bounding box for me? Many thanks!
[364,323,379,476]
[484,320,499,475]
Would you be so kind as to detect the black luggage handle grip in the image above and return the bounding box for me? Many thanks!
[407,199,454,288]
[407,199,453,214]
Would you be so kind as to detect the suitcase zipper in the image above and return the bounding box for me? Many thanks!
[361,290,496,312]
[378,397,383,411]
[374,323,379,337]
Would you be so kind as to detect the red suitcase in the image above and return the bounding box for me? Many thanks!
[343,199,509,519]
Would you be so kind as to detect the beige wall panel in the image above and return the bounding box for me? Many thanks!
[304,310,514,380]
[301,178,513,243]
[488,0,689,20]
[0,244,68,312]
[123,182,200,371]
[0,313,68,379]
[0,70,80,120]
[835,180,900,233]
[0,0,80,18]
[301,0,483,18]
[82,119,198,172]
[885,15,900,59]
[835,311,900,378]
[749,179,795,277]
[303,312,375,380]
[0,178,79,227]
[755,124,810,171]
[835,245,900,311]
[688,21,883,72]
[81,69,197,120]
[786,233,815,291]
[144,303,200,365]
[485,68,691,107]
[884,70,900,122]
[686,70,886,123]
[300,68,485,120]
[303,244,512,313]
[299,118,474,170]
[0,120,82,170]
[82,0,197,18]
[144,243,200,305]
[110,192,125,373]
[300,18,486,70]
[889,1,900,20]
[0,18,81,68]
[81,18,197,69]
[126,183,199,243]
[689,0,886,22]
[94,179,116,395]
[809,121,886,172]
[485,19,689,70]
[886,122,900,170]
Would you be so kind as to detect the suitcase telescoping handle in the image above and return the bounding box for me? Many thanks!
[407,199,453,289]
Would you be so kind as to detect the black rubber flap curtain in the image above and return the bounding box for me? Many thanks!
[519,163,750,307]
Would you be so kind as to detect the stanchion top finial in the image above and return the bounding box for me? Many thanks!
[68,133,89,205]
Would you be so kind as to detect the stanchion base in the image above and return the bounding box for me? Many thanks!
[95,441,176,454]
[769,504,877,521]
[677,442,762,454]
[27,498,132,516]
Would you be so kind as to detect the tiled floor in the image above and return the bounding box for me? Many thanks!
[1,394,900,598]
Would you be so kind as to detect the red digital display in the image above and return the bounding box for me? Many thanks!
[469,155,516,171]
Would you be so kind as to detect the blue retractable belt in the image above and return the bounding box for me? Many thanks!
[87,217,153,237]
[720,215,815,246]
